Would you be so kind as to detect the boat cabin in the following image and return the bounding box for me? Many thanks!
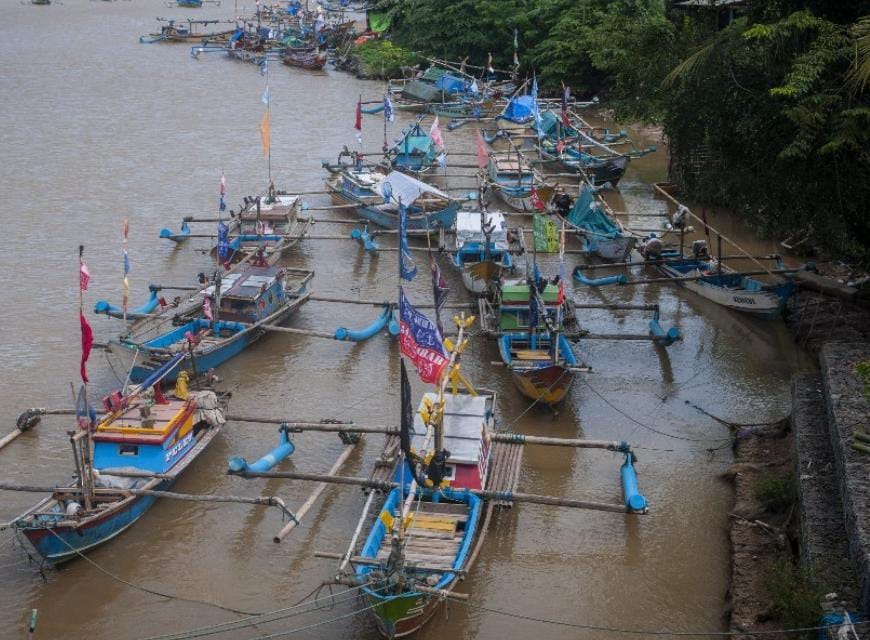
[454,210,511,265]
[92,395,201,474]
[204,265,288,324]
[395,391,494,491]
[499,279,561,331]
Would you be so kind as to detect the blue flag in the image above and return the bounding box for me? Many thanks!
[529,285,539,329]
[217,222,229,263]
[399,201,417,281]
[384,95,394,123]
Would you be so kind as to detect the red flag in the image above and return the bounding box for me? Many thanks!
[80,313,93,383]
[79,260,90,291]
[530,186,546,212]
[203,296,213,320]
[556,139,566,155]
[354,97,362,132]
[476,130,488,169]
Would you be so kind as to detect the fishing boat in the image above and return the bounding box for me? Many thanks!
[139,19,235,44]
[494,94,537,132]
[218,191,310,265]
[323,159,459,230]
[485,154,545,212]
[539,138,630,187]
[282,47,328,70]
[385,121,438,175]
[358,386,494,637]
[492,277,583,406]
[641,239,795,319]
[10,362,226,564]
[551,183,637,261]
[450,210,516,295]
[109,264,313,383]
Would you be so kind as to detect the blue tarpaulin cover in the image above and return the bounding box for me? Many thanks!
[503,95,535,122]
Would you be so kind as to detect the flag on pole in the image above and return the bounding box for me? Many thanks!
[219,171,226,212]
[487,52,494,74]
[530,186,546,212]
[354,95,362,144]
[203,296,213,320]
[261,85,270,106]
[476,130,489,169]
[399,288,448,384]
[561,83,571,126]
[259,110,271,157]
[429,252,449,334]
[217,221,229,266]
[513,28,519,67]
[80,312,93,383]
[399,201,417,281]
[79,260,90,291]
[122,218,130,316]
[429,115,444,150]
[384,95,394,122]
[531,76,541,132]
[557,220,566,305]
[260,58,268,77]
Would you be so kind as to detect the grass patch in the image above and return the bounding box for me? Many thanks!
[764,559,823,632]
[755,471,795,513]
[857,361,870,400]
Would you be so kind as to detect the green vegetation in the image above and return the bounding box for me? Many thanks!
[765,559,824,632]
[372,0,870,263]
[755,471,795,513]
[354,40,418,78]
[857,360,870,399]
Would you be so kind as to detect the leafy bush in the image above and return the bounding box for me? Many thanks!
[355,40,417,78]
[765,559,823,632]
[755,472,795,513]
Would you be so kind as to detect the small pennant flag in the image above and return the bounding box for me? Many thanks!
[561,83,571,126]
[354,96,363,144]
[260,58,268,77]
[384,95,394,123]
[530,186,546,212]
[399,201,417,281]
[219,172,227,212]
[476,130,489,169]
[259,110,271,157]
[429,115,444,150]
[203,296,213,320]
[429,252,449,334]
[261,85,270,106]
[79,260,90,291]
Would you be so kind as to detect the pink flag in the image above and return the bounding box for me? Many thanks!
[79,260,90,291]
[80,313,93,383]
[220,171,226,196]
[354,97,362,132]
[429,116,444,150]
[530,186,546,212]
[476,130,489,169]
[203,297,213,320]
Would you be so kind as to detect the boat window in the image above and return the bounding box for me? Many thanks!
[442,465,456,481]
[119,444,139,456]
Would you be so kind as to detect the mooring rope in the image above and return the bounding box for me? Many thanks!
[45,529,260,616]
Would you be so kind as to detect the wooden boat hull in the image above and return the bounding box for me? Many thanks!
[588,235,637,262]
[326,181,457,230]
[510,363,574,406]
[368,590,446,638]
[460,260,502,295]
[659,263,793,319]
[112,289,311,382]
[493,186,534,212]
[20,489,162,564]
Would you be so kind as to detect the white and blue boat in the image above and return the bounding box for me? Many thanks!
[324,164,458,231]
[485,154,544,212]
[109,265,313,383]
[451,210,515,295]
[386,122,438,175]
[11,362,226,564]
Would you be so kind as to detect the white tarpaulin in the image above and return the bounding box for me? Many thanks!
[374,170,450,206]
[456,210,509,248]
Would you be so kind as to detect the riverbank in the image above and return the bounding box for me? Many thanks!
[726,281,870,637]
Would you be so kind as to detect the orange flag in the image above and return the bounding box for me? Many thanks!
[259,111,270,157]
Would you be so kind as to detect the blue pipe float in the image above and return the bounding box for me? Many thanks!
[572,266,627,287]
[620,451,648,513]
[159,221,191,244]
[94,286,162,320]
[228,425,296,474]
[334,304,397,341]
[351,226,379,252]
[648,309,680,347]
[388,308,400,337]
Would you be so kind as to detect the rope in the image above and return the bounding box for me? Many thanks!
[580,379,732,446]
[682,400,789,431]
[139,584,385,640]
[460,600,870,636]
[243,599,386,640]
[45,529,259,616]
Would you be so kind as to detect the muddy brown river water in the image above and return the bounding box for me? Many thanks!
[0,2,814,638]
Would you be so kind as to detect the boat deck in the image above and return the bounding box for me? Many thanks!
[376,502,468,571]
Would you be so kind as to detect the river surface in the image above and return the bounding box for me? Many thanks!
[0,2,813,639]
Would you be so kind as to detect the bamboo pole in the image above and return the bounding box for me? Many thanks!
[615,268,797,287]
[338,490,376,571]
[0,427,30,451]
[273,442,358,542]
[260,325,339,339]
[0,483,291,515]
[572,255,782,272]
[227,471,637,514]
[309,295,472,310]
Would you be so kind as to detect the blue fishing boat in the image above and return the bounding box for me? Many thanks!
[323,162,458,230]
[386,122,438,175]
[451,210,515,295]
[217,192,309,265]
[109,265,313,383]
[492,277,583,406]
[485,154,544,212]
[551,183,637,261]
[11,360,226,564]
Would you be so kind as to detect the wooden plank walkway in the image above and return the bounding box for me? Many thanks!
[485,441,523,507]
